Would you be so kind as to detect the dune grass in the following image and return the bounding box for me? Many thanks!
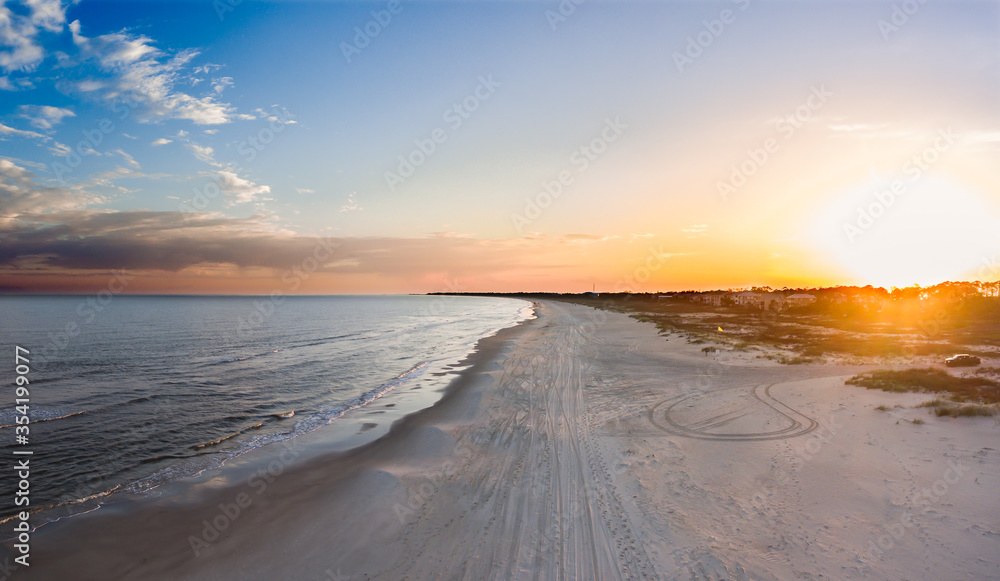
[846,368,1000,403]
[848,368,1000,419]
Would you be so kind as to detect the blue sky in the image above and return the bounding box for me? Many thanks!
[2,0,999,292]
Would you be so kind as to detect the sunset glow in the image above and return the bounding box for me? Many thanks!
[1,1,999,293]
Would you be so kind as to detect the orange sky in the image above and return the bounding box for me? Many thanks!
[2,1,999,294]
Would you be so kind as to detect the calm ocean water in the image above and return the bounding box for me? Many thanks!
[0,295,530,524]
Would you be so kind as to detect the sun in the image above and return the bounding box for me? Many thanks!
[809,175,1000,288]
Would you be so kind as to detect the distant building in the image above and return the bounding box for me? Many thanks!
[785,293,817,308]
[760,293,787,311]
[735,291,786,311]
[734,291,763,308]
[698,292,727,306]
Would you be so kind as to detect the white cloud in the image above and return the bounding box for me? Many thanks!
[0,0,68,71]
[151,137,172,146]
[68,20,245,125]
[0,75,33,90]
[217,170,270,204]
[185,143,219,166]
[339,192,361,212]
[0,158,102,221]
[25,0,66,33]
[111,148,140,169]
[295,187,314,194]
[0,3,43,71]
[74,78,104,92]
[681,224,708,236]
[253,106,297,126]
[0,120,66,155]
[17,104,75,129]
[193,63,222,75]
[84,166,138,189]
[47,141,70,156]
[211,76,232,95]
[0,121,47,141]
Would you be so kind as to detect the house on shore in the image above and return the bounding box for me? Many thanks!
[785,293,817,308]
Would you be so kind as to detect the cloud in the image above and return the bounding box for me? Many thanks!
[151,137,172,146]
[0,212,579,282]
[211,76,232,95]
[24,0,67,33]
[73,78,104,92]
[0,121,47,141]
[186,142,218,165]
[0,1,47,71]
[111,148,140,169]
[0,0,66,71]
[0,75,33,90]
[0,158,102,221]
[83,166,139,190]
[193,63,222,75]
[18,104,75,129]
[216,170,270,204]
[295,187,314,194]
[562,233,618,242]
[0,120,68,154]
[339,192,360,212]
[0,210,296,271]
[47,140,70,155]
[253,106,296,126]
[67,20,245,125]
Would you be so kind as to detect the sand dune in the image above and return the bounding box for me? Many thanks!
[24,301,1000,580]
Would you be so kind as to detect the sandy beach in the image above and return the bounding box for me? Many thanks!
[19,300,1000,580]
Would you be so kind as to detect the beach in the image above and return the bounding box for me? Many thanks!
[19,300,1000,580]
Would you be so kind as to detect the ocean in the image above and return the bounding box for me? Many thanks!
[0,294,531,525]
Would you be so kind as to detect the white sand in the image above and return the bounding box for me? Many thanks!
[25,300,1000,580]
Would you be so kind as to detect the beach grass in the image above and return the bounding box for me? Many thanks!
[846,368,1000,404]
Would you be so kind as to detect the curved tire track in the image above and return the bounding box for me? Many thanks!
[648,384,818,441]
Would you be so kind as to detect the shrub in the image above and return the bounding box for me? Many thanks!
[846,368,1000,403]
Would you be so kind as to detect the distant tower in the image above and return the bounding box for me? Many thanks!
[593,283,596,293]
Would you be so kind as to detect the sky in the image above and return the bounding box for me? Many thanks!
[1,0,999,294]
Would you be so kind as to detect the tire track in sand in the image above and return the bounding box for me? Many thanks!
[648,384,818,441]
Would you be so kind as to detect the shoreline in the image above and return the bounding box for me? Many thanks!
[11,300,539,579]
[13,300,1000,580]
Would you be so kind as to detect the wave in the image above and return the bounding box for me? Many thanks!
[209,348,280,366]
[190,421,266,450]
[0,391,195,431]
[121,360,432,497]
[0,407,89,429]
